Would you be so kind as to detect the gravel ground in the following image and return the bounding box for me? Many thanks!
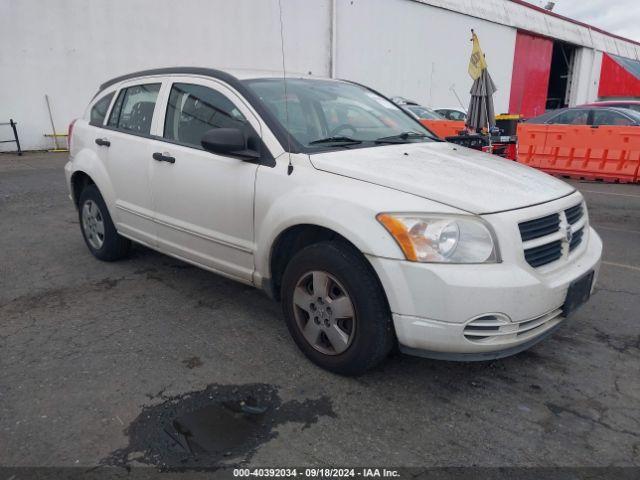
[0,152,638,472]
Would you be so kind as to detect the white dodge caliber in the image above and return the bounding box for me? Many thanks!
[65,68,602,375]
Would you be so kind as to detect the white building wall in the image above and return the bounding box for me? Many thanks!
[334,0,516,113]
[1,0,638,151]
[0,0,331,151]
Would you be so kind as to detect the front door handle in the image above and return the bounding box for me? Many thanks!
[152,152,175,164]
[95,138,110,147]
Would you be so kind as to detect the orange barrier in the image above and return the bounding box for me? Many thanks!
[421,120,465,139]
[517,123,640,183]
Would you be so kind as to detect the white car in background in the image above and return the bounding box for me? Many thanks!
[65,67,602,375]
[433,107,468,121]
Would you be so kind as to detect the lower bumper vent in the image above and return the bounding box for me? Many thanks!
[464,309,563,344]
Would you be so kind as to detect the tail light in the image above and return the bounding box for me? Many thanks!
[68,119,77,150]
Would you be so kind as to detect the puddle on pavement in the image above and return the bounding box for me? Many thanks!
[102,383,334,470]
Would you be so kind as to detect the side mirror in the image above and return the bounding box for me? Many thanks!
[201,128,260,160]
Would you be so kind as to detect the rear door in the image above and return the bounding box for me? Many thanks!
[147,77,261,282]
[102,80,163,246]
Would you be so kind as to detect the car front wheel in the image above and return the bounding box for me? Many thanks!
[281,241,394,375]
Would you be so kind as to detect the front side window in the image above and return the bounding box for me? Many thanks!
[107,83,161,134]
[592,110,633,126]
[90,92,114,126]
[243,78,436,152]
[549,109,589,125]
[164,83,247,148]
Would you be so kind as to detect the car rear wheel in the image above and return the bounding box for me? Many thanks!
[78,184,131,261]
[281,241,394,375]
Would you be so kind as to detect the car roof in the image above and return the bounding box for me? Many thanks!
[98,66,334,93]
[527,106,640,123]
[584,100,640,106]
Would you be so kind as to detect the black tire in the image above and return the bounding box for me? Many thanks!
[281,241,394,375]
[78,184,131,261]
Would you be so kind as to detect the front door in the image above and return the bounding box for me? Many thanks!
[149,78,260,282]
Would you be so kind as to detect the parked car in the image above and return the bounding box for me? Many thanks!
[65,67,602,375]
[433,107,467,121]
[526,106,640,126]
[582,100,640,113]
[403,105,446,121]
[390,97,446,121]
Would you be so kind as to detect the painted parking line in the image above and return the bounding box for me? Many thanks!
[602,261,640,272]
[579,189,640,199]
[596,225,640,235]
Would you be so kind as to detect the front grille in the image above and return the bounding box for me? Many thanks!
[569,227,584,251]
[518,213,560,241]
[518,201,587,269]
[565,203,584,225]
[524,240,563,268]
[464,309,563,344]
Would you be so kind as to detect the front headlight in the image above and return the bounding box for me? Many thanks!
[376,213,499,263]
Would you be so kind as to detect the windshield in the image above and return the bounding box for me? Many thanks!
[406,105,444,120]
[243,78,437,151]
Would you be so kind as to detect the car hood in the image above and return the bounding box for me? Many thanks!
[309,142,575,214]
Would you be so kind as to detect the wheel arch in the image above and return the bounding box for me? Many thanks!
[70,170,96,208]
[68,148,117,217]
[266,224,390,314]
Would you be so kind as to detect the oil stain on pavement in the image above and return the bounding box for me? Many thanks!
[102,384,335,470]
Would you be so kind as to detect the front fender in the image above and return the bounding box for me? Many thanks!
[253,163,463,280]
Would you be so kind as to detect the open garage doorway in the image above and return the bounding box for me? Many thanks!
[509,31,577,118]
[546,41,577,110]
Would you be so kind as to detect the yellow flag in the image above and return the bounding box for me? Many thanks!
[468,32,487,80]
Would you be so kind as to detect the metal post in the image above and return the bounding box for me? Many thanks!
[45,94,60,150]
[329,0,337,78]
[10,119,22,156]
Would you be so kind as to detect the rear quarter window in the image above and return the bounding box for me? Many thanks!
[89,92,114,126]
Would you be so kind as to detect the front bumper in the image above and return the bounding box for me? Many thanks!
[367,223,602,360]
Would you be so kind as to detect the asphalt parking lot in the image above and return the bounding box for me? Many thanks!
[1,152,639,470]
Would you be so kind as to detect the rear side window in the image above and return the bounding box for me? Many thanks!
[90,92,114,126]
[164,83,247,149]
[549,110,589,125]
[107,83,161,135]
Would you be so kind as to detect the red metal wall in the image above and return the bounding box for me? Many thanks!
[509,31,553,118]
[598,53,640,98]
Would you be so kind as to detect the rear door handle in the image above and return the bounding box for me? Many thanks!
[152,152,175,164]
[95,138,110,147]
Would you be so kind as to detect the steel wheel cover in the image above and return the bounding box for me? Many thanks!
[292,271,356,355]
[81,199,105,250]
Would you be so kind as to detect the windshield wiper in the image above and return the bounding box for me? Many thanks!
[374,131,430,144]
[309,136,363,146]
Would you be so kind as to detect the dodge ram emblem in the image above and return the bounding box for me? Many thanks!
[565,225,573,244]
